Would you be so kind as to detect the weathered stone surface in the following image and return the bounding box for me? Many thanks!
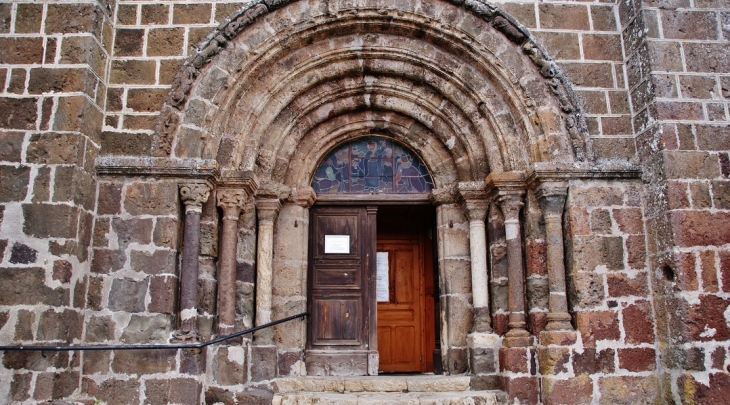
[145,377,203,405]
[109,278,149,312]
[52,260,73,283]
[82,377,141,405]
[213,346,248,385]
[124,182,178,216]
[0,38,44,64]
[573,348,615,375]
[120,314,172,343]
[173,3,212,24]
[83,350,111,375]
[3,350,69,371]
[0,267,69,306]
[619,347,656,372]
[101,131,153,155]
[147,28,185,57]
[97,183,123,215]
[10,372,32,402]
[45,4,99,34]
[112,349,177,375]
[148,275,177,314]
[9,242,37,264]
[86,315,116,342]
[112,217,153,248]
[26,132,84,164]
[151,218,179,251]
[53,166,96,210]
[542,374,592,405]
[14,309,35,341]
[598,376,658,405]
[570,272,604,308]
[37,308,84,342]
[33,370,79,401]
[23,204,79,238]
[0,131,24,162]
[131,249,176,274]
[576,310,620,346]
[110,59,157,85]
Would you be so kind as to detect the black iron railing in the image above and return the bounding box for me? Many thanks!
[0,312,308,352]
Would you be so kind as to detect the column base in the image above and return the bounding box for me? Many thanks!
[545,312,573,331]
[171,329,199,343]
[539,329,578,346]
[504,328,532,347]
[472,307,493,333]
[468,332,501,375]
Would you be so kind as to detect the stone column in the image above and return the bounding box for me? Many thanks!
[216,189,247,335]
[487,172,530,347]
[174,183,211,341]
[536,183,573,331]
[458,182,491,333]
[254,198,281,343]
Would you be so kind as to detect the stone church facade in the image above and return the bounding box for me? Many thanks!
[0,0,729,403]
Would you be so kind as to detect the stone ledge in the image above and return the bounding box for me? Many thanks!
[95,156,219,179]
[273,375,472,394]
[272,390,503,405]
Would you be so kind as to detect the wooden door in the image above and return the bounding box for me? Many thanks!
[306,206,377,375]
[377,238,425,372]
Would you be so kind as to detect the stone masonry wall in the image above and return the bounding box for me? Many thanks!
[0,0,111,401]
[619,0,730,401]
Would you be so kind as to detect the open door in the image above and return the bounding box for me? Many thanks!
[306,206,378,375]
[376,205,436,373]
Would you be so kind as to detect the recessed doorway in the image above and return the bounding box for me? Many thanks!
[376,205,437,373]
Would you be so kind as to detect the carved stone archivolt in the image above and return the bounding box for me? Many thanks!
[151,0,589,173]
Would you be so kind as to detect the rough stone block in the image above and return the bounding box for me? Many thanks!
[86,315,116,342]
[52,260,73,283]
[23,204,79,238]
[147,28,185,57]
[181,346,207,375]
[114,28,144,56]
[53,165,96,210]
[671,211,730,247]
[542,375,592,405]
[148,275,177,314]
[26,132,84,165]
[53,95,103,141]
[576,310,620,346]
[10,372,32,402]
[0,37,44,64]
[173,3,212,24]
[618,347,656,372]
[537,347,570,375]
[81,377,141,405]
[123,181,178,216]
[37,308,83,342]
[101,131,152,155]
[112,349,177,375]
[0,267,69,306]
[83,350,111,375]
[9,242,37,264]
[503,376,539,405]
[213,345,248,385]
[45,4,98,34]
[109,278,149,313]
[570,272,604,308]
[0,97,38,130]
[573,348,615,375]
[112,217,153,248]
[538,4,589,30]
[120,314,172,343]
[14,310,35,340]
[499,347,530,374]
[3,350,69,371]
[598,376,658,405]
[153,217,180,249]
[91,248,126,274]
[607,272,648,297]
[110,59,157,85]
[131,249,176,275]
[145,377,203,405]
[661,10,718,40]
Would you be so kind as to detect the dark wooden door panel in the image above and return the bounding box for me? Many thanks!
[312,296,361,344]
[307,206,377,375]
[377,240,423,372]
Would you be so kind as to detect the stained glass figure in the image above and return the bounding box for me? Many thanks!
[311,137,433,194]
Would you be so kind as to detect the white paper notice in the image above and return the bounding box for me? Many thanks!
[376,252,389,302]
[324,235,350,254]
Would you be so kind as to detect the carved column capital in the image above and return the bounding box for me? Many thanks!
[458,181,488,221]
[497,194,524,221]
[536,182,568,219]
[217,189,246,220]
[179,183,211,213]
[292,187,317,208]
[256,198,281,223]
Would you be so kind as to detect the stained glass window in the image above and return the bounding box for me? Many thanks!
[311,137,433,194]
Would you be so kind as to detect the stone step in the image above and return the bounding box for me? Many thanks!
[272,391,504,405]
[273,375,472,394]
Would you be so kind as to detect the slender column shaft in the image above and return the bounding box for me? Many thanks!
[217,190,246,335]
[537,185,573,331]
[499,194,530,345]
[465,201,491,333]
[175,183,210,341]
[255,198,281,343]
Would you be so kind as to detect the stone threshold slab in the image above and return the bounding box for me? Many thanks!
[273,375,472,394]
[273,391,503,405]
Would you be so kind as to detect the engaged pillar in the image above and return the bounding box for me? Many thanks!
[216,189,247,335]
[254,198,281,343]
[458,182,492,333]
[536,183,573,331]
[174,183,211,341]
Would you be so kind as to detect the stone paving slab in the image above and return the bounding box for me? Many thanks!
[272,391,502,405]
[274,375,471,394]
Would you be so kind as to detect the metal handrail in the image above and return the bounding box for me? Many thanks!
[0,312,308,352]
